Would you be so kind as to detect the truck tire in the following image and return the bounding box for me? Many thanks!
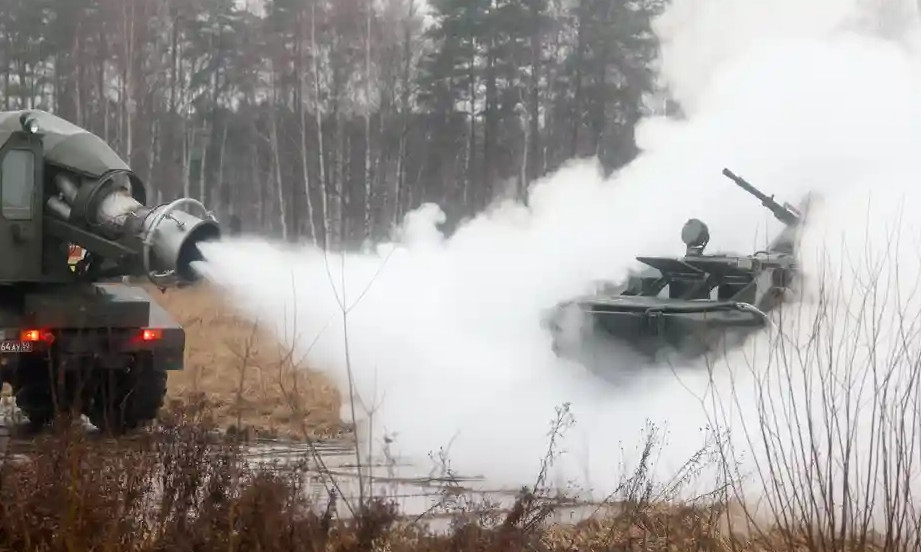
[85,356,168,434]
[13,368,57,428]
[11,360,84,429]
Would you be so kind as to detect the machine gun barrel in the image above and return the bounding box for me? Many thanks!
[722,168,800,226]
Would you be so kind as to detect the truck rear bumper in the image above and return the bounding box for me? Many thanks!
[0,326,185,371]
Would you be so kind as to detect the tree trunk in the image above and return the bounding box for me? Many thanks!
[3,28,10,110]
[250,103,263,228]
[199,121,209,203]
[463,42,476,210]
[299,73,318,246]
[217,123,229,218]
[182,125,194,198]
[312,3,330,248]
[363,0,374,242]
[333,106,344,247]
[519,90,529,202]
[570,0,586,157]
[393,0,416,229]
[483,21,497,210]
[121,0,135,165]
[147,118,159,197]
[527,3,542,187]
[297,10,318,245]
[270,107,288,241]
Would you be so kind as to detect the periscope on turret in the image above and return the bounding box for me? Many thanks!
[0,109,221,433]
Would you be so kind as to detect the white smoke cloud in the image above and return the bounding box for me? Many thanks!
[653,0,864,113]
[195,0,921,526]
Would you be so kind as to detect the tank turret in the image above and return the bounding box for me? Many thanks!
[542,168,811,380]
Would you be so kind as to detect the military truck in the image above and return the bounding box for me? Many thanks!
[0,110,221,432]
[543,168,811,374]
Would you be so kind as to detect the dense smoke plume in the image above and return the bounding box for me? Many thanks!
[196,0,921,524]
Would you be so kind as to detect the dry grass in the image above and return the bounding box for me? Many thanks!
[146,283,346,441]
[0,401,899,552]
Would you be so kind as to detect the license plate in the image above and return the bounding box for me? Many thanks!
[0,340,33,353]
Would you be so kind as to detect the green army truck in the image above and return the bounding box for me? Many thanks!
[0,110,221,433]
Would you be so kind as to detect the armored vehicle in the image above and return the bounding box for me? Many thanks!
[0,110,221,432]
[543,168,810,373]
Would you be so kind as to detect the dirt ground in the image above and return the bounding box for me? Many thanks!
[147,283,346,441]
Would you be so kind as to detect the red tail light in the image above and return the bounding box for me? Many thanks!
[20,329,55,343]
[141,329,162,341]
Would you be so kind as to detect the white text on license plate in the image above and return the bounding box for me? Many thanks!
[0,341,33,353]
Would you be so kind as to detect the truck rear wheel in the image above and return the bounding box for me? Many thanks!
[13,364,60,428]
[10,357,88,428]
[84,355,168,434]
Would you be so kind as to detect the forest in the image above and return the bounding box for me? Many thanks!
[0,0,670,248]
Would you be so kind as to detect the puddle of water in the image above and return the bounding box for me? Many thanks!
[238,436,618,531]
